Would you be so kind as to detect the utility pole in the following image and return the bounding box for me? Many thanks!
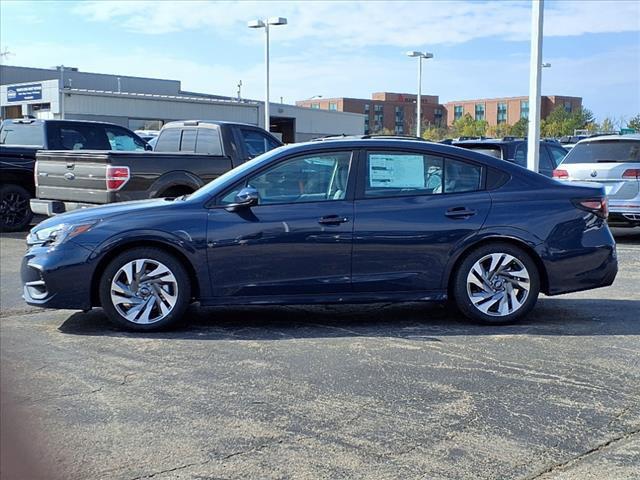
[237,80,242,101]
[58,65,65,119]
[527,0,544,172]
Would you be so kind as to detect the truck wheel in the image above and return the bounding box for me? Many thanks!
[98,247,191,331]
[453,243,540,325]
[0,184,33,232]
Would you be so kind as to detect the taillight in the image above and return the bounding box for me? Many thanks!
[573,198,608,219]
[622,169,640,179]
[553,169,569,179]
[106,166,130,191]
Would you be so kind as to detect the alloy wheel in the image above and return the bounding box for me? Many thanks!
[466,253,531,317]
[1,191,29,229]
[110,259,178,324]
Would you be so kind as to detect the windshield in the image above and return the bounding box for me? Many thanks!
[562,140,640,164]
[187,146,287,202]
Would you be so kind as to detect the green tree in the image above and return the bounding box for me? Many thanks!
[488,123,512,138]
[541,105,596,137]
[452,114,487,137]
[510,118,528,137]
[627,114,640,132]
[600,117,616,133]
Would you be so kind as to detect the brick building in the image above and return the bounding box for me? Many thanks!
[444,95,582,127]
[296,92,447,135]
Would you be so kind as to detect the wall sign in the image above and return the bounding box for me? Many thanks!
[6,83,43,102]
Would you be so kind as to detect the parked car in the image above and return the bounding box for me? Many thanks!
[23,137,617,331]
[135,130,159,143]
[553,134,640,228]
[453,138,568,177]
[0,118,150,231]
[31,121,282,216]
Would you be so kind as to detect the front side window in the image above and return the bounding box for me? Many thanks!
[220,151,352,205]
[547,145,567,167]
[105,126,147,151]
[241,129,279,158]
[364,152,483,198]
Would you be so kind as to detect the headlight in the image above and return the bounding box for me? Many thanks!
[27,222,96,246]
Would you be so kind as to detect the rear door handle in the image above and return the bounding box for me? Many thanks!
[318,215,349,225]
[445,207,477,219]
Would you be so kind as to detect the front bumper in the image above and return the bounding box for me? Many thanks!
[30,199,99,217]
[21,241,95,310]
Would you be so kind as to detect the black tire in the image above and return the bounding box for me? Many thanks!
[0,184,33,232]
[452,242,540,325]
[98,247,191,331]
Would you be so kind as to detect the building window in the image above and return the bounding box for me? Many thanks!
[434,108,443,127]
[475,103,485,121]
[364,117,370,135]
[311,103,320,109]
[520,100,529,120]
[374,104,384,132]
[563,101,572,113]
[394,106,404,134]
[329,102,337,111]
[497,102,508,124]
[454,105,463,121]
[364,103,370,114]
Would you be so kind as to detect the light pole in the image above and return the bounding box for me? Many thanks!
[406,51,433,138]
[57,65,66,119]
[527,0,544,173]
[248,17,287,133]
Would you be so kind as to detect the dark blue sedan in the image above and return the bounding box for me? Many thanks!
[22,138,617,331]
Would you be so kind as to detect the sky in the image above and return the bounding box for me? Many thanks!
[1,0,639,122]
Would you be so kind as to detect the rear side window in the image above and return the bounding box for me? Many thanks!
[364,152,482,198]
[195,128,223,155]
[0,122,44,146]
[154,128,182,152]
[46,124,111,150]
[180,129,197,152]
[562,141,640,164]
[463,146,502,159]
[240,129,280,157]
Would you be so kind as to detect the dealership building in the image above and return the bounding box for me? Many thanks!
[0,65,365,142]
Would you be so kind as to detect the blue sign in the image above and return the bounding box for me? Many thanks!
[7,83,43,102]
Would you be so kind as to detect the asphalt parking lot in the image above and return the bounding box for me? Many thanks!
[1,228,639,480]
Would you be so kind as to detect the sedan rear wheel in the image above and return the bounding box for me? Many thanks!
[99,248,190,331]
[454,243,540,324]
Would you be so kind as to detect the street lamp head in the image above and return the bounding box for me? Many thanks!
[247,19,266,28]
[267,17,288,26]
[406,51,434,59]
[541,62,551,68]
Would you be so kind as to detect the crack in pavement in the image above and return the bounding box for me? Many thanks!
[522,427,640,480]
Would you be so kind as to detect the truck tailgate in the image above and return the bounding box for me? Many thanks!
[36,150,112,203]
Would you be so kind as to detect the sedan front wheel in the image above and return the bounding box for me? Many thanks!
[99,248,191,331]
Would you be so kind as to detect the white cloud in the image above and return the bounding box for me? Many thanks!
[73,0,640,47]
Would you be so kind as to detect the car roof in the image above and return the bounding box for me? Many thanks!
[577,134,640,143]
[278,137,534,172]
[162,120,259,129]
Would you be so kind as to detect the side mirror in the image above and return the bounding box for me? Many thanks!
[144,143,153,151]
[226,187,259,211]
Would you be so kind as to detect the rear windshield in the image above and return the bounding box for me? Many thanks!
[457,145,503,160]
[0,122,44,147]
[562,140,640,164]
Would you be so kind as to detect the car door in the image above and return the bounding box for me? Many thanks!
[206,150,354,298]
[352,149,491,293]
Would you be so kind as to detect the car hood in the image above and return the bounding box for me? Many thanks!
[32,198,172,232]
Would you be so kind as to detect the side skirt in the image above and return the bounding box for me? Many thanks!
[198,290,448,307]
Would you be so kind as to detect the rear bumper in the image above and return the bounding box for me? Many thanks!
[608,201,640,227]
[540,224,618,296]
[30,199,99,216]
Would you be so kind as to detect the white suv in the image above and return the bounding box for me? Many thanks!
[553,134,640,228]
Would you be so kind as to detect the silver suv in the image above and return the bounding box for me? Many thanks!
[553,134,640,228]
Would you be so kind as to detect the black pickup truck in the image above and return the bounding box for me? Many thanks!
[31,120,282,217]
[0,118,150,231]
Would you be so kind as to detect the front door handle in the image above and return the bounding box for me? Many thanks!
[445,207,477,219]
[318,215,349,225]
